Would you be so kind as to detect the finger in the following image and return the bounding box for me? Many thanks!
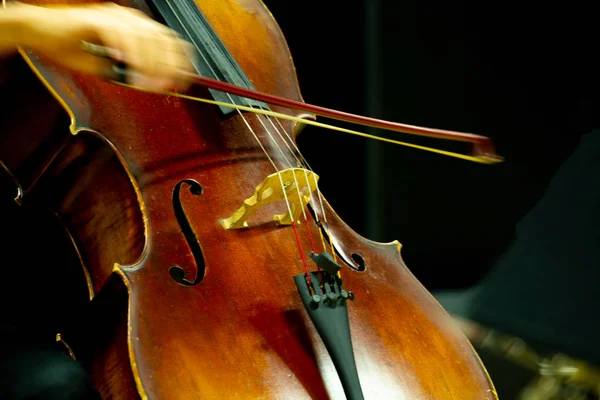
[89,4,193,91]
[150,30,181,89]
[128,21,167,78]
[178,39,198,74]
[94,18,136,66]
[94,23,169,90]
[155,34,196,91]
[112,6,194,84]
[111,16,156,76]
[98,5,160,75]
[176,40,198,91]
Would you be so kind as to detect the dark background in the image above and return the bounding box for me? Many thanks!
[262,0,597,290]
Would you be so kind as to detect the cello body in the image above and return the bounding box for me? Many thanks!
[0,0,497,398]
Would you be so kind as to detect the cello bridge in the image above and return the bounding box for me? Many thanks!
[220,168,319,230]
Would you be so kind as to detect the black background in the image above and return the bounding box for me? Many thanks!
[262,0,597,290]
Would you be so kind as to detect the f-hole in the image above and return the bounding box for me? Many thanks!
[169,179,205,286]
[306,204,367,272]
[351,253,366,271]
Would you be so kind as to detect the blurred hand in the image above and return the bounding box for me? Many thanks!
[12,2,196,91]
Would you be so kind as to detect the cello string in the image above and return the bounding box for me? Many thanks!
[268,118,336,263]
[271,117,331,235]
[268,116,324,225]
[270,116,335,262]
[160,0,313,280]
[246,112,326,279]
[245,109,331,274]
[251,111,324,252]
[251,114,319,253]
[224,104,325,277]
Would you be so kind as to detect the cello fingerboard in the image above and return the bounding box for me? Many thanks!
[146,0,268,115]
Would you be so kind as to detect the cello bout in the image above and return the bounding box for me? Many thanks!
[3,0,498,398]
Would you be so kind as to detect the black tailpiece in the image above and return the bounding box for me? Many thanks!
[294,271,363,400]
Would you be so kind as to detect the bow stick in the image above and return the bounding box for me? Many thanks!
[80,41,503,164]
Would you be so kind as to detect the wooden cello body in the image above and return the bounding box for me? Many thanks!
[0,0,497,398]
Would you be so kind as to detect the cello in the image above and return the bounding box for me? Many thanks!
[0,0,499,398]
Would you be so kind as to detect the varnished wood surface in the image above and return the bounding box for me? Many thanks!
[3,0,497,398]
